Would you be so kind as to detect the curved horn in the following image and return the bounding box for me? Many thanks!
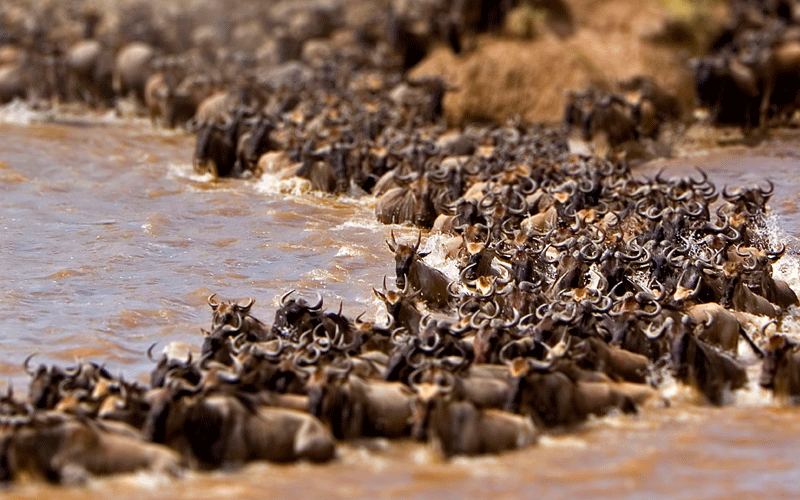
[309,292,324,311]
[238,297,255,310]
[281,290,296,305]
[644,316,673,340]
[23,354,37,376]
[766,243,786,261]
[759,179,774,198]
[147,343,160,362]
[208,293,219,309]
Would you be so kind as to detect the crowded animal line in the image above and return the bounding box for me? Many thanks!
[1,0,800,490]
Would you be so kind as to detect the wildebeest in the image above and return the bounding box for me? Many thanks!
[193,117,240,177]
[572,335,650,383]
[410,373,538,458]
[0,413,182,484]
[144,388,335,468]
[582,94,639,147]
[65,39,114,107]
[692,55,761,129]
[687,302,746,353]
[506,356,640,428]
[672,331,747,405]
[305,361,414,439]
[113,42,156,106]
[760,333,800,401]
[376,177,438,228]
[386,231,453,310]
[757,41,800,127]
[270,290,327,341]
[373,276,423,335]
[207,293,270,341]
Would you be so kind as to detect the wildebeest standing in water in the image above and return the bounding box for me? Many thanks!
[386,231,453,310]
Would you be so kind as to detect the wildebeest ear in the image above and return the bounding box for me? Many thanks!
[418,251,430,259]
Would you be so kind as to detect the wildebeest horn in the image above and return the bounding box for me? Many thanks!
[469,309,489,329]
[766,243,786,261]
[421,332,440,353]
[526,356,555,372]
[64,361,82,377]
[634,292,662,318]
[296,345,321,366]
[147,343,160,362]
[23,354,37,376]
[690,166,708,186]
[703,312,714,329]
[281,289,295,305]
[408,366,428,389]
[722,185,743,201]
[420,313,434,330]
[208,293,219,309]
[501,308,521,329]
[260,338,285,358]
[644,316,673,339]
[655,167,669,185]
[238,297,255,310]
[309,292,323,311]
[760,179,774,197]
[217,368,240,384]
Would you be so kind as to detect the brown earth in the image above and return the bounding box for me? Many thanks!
[411,0,730,126]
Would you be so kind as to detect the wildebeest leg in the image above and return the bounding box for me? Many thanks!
[740,325,764,358]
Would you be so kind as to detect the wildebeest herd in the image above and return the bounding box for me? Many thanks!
[2,0,800,488]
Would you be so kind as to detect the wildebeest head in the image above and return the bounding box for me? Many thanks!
[386,230,427,291]
[304,358,354,438]
[208,293,254,331]
[271,290,324,341]
[760,333,796,394]
[408,364,455,441]
[193,118,239,178]
[148,343,201,389]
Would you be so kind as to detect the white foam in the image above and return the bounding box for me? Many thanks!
[253,171,313,196]
[0,99,48,125]
[166,162,213,183]
[335,245,364,258]
[419,232,461,283]
[538,435,588,449]
[331,216,385,232]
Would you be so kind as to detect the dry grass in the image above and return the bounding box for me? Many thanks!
[411,0,718,125]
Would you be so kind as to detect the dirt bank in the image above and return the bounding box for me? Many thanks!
[411,0,728,125]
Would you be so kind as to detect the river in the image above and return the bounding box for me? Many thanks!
[1,106,799,499]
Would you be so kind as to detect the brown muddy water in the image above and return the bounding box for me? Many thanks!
[2,107,800,499]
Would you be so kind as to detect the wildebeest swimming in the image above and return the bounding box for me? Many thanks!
[4,147,795,483]
[1,0,800,487]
